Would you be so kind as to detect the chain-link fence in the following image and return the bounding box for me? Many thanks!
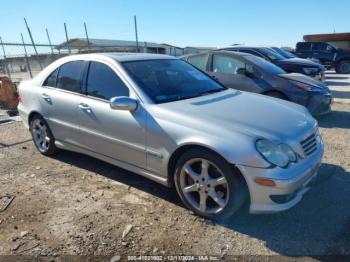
[0,42,74,83]
[0,40,185,84]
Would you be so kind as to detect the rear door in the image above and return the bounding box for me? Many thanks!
[186,54,209,72]
[208,53,261,92]
[42,60,86,146]
[295,42,312,58]
[77,60,147,169]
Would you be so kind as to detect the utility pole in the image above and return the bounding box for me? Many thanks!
[134,15,139,53]
[46,28,54,54]
[21,33,33,78]
[0,36,11,79]
[24,18,42,69]
[84,22,91,51]
[64,22,71,54]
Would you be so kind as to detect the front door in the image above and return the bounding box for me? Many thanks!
[209,53,261,93]
[77,61,147,169]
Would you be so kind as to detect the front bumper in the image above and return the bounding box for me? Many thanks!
[237,142,324,214]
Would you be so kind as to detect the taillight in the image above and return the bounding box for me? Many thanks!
[16,91,22,103]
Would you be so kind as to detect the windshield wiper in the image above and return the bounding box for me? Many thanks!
[197,88,226,96]
[160,88,227,103]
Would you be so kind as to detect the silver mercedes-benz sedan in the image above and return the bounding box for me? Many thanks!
[17,53,324,219]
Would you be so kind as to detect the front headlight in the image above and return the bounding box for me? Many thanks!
[302,67,319,75]
[256,139,297,168]
[290,80,322,92]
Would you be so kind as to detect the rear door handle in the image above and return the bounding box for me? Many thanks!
[79,103,91,112]
[42,93,51,102]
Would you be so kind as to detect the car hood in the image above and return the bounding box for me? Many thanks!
[151,89,316,142]
[277,58,324,69]
[278,73,328,89]
[337,48,350,55]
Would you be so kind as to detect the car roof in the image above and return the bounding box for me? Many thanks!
[61,52,176,62]
[181,50,254,58]
[218,46,274,50]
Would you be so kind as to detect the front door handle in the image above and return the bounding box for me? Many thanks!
[79,103,91,112]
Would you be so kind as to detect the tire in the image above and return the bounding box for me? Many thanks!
[335,60,350,74]
[174,148,247,219]
[265,91,288,100]
[29,115,57,155]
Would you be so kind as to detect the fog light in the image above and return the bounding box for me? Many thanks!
[255,178,276,187]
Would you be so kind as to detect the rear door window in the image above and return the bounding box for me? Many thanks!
[312,43,327,51]
[187,54,209,71]
[86,61,129,100]
[57,61,85,93]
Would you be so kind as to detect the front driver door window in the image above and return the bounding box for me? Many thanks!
[211,54,259,92]
[78,61,147,169]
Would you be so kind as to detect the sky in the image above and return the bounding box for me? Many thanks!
[0,0,349,54]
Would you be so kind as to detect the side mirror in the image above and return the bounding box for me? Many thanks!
[236,68,248,76]
[110,96,138,111]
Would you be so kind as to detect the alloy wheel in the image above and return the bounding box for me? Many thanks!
[179,158,229,215]
[31,118,51,153]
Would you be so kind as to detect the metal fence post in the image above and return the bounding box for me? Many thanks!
[64,23,71,54]
[24,18,43,70]
[84,22,91,51]
[134,16,139,53]
[0,36,11,80]
[46,28,54,54]
[21,33,33,78]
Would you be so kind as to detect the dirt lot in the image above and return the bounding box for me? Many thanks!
[0,100,349,259]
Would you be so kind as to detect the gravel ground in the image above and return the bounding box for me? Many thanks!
[0,101,349,261]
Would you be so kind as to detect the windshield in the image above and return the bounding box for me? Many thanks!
[258,48,285,61]
[245,55,286,75]
[272,47,296,59]
[122,59,226,103]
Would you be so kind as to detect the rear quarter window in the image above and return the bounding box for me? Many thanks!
[43,68,59,87]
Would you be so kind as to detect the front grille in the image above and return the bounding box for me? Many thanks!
[300,133,317,156]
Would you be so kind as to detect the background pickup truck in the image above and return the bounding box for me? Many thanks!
[295,42,350,74]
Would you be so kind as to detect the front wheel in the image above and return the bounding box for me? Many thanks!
[174,148,247,219]
[30,115,57,155]
[335,60,350,74]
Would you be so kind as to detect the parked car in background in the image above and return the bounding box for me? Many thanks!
[18,53,324,219]
[181,51,332,116]
[218,46,326,81]
[271,46,321,64]
[295,42,350,74]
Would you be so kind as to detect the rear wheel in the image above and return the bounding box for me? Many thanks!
[174,148,247,219]
[30,115,57,155]
[335,60,350,74]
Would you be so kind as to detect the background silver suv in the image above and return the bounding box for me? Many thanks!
[17,53,324,218]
